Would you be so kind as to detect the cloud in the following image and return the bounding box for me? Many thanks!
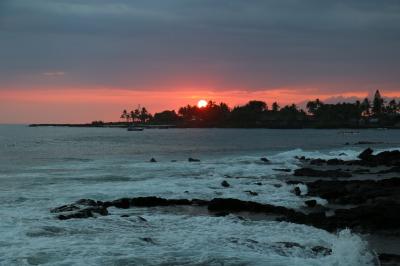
[0,0,399,93]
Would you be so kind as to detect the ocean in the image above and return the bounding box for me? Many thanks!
[1,125,398,265]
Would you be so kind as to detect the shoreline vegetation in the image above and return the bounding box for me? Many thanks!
[30,90,400,129]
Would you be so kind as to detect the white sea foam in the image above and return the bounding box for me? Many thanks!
[0,212,376,266]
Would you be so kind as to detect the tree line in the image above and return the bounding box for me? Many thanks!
[119,90,400,128]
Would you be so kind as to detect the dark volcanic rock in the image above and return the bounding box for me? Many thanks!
[306,178,400,205]
[207,198,295,216]
[272,242,332,257]
[276,242,302,248]
[292,186,301,196]
[140,237,156,244]
[221,180,230,188]
[294,168,352,178]
[298,149,400,168]
[379,253,400,266]
[330,200,400,231]
[273,168,292,172]
[51,204,79,213]
[130,197,191,207]
[57,206,108,220]
[310,159,326,165]
[311,246,332,256]
[52,180,400,233]
[108,198,131,209]
[75,199,98,206]
[358,148,374,161]
[373,150,400,166]
[150,158,157,163]
[260,157,270,163]
[352,168,371,174]
[377,166,400,174]
[304,200,317,208]
[244,190,258,196]
[326,159,344,165]
[51,198,100,213]
[188,157,200,162]
[357,148,400,166]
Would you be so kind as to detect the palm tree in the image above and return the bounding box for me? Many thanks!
[139,107,149,123]
[120,109,130,123]
[134,108,140,122]
[130,110,137,123]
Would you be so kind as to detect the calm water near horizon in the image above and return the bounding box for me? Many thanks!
[1,125,399,265]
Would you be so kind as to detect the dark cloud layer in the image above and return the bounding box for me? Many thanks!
[1,0,399,92]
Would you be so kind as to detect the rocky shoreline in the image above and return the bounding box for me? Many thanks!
[51,148,400,265]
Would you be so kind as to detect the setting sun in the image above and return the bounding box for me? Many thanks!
[197,99,208,108]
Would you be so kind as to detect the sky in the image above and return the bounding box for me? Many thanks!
[0,0,400,123]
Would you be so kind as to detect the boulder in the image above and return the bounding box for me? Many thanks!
[75,199,98,206]
[244,190,258,196]
[311,246,332,256]
[292,187,301,196]
[57,206,108,220]
[188,157,200,162]
[149,158,157,162]
[374,150,400,165]
[260,157,270,163]
[358,148,374,161]
[51,204,79,213]
[221,180,230,188]
[305,199,317,208]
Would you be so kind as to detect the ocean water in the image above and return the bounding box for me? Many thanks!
[1,125,399,265]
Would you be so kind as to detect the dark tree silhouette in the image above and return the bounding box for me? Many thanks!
[272,102,280,112]
[120,90,400,128]
[372,90,384,116]
[120,109,130,123]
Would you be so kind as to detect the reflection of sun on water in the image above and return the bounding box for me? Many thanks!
[197,99,208,108]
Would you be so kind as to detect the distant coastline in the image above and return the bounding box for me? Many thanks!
[28,122,400,129]
[30,90,400,129]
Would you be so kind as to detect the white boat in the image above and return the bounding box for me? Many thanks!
[127,125,144,131]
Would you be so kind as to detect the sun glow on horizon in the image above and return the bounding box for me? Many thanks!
[197,99,208,108]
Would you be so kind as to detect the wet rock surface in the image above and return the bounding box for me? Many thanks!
[294,168,352,178]
[221,180,230,188]
[291,148,400,263]
[305,178,400,205]
[379,253,400,266]
[302,148,400,168]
